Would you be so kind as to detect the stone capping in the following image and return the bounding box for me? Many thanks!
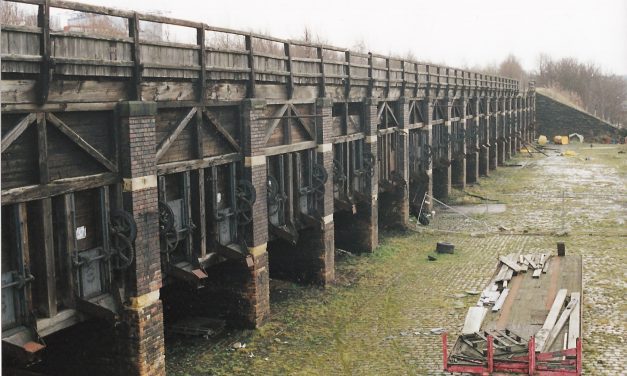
[117,101,157,117]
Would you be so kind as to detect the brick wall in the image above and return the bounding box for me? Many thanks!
[116,101,166,376]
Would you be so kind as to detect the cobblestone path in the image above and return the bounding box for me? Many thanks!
[167,143,626,375]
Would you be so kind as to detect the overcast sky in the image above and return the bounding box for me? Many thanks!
[76,0,626,75]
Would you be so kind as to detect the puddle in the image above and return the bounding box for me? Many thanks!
[448,204,507,215]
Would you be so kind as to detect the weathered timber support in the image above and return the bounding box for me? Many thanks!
[479,96,490,177]
[335,98,378,252]
[489,96,498,171]
[378,98,409,229]
[432,97,452,201]
[497,95,507,165]
[451,97,467,188]
[466,98,480,184]
[116,101,166,376]
[266,99,335,285]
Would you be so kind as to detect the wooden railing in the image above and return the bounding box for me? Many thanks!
[1,0,522,104]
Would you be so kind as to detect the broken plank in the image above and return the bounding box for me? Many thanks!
[524,255,538,269]
[532,268,542,278]
[535,289,568,352]
[494,264,509,282]
[492,289,510,312]
[542,258,551,273]
[541,297,579,352]
[567,292,581,349]
[462,307,488,335]
[499,256,521,273]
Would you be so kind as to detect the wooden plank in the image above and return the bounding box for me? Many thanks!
[462,307,487,335]
[38,0,50,104]
[264,140,316,156]
[567,292,581,349]
[195,169,206,258]
[1,113,36,153]
[245,35,256,98]
[197,27,206,103]
[262,104,289,144]
[284,43,294,99]
[289,104,316,141]
[317,46,326,98]
[129,12,142,100]
[541,297,579,352]
[524,255,538,269]
[156,152,241,175]
[492,288,509,312]
[183,171,193,258]
[1,172,118,205]
[535,289,568,352]
[494,264,509,282]
[16,202,34,315]
[40,198,57,317]
[542,258,551,273]
[63,193,77,307]
[532,268,542,278]
[155,107,197,161]
[499,256,521,273]
[46,113,118,173]
[37,113,49,184]
[202,110,241,152]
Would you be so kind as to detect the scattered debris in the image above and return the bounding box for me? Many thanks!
[336,248,354,257]
[436,242,455,254]
[231,342,243,349]
[445,250,583,374]
[427,254,437,261]
[430,328,446,335]
[169,317,226,338]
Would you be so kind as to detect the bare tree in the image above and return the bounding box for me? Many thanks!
[498,54,529,88]
[1,1,37,26]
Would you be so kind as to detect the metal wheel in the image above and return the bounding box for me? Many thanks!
[312,163,328,189]
[110,232,134,270]
[110,209,137,242]
[236,179,256,226]
[159,201,175,233]
[422,145,433,166]
[363,153,375,178]
[333,159,347,193]
[266,175,280,216]
[160,229,179,254]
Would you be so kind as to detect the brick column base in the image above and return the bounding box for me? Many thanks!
[116,101,165,376]
[489,142,498,170]
[451,157,466,188]
[480,146,490,176]
[466,152,479,184]
[268,222,334,285]
[116,296,165,376]
[498,139,506,165]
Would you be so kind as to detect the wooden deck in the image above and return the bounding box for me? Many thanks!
[482,254,582,352]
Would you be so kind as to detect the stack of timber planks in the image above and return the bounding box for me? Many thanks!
[474,252,548,313]
[449,251,582,373]
[535,290,581,352]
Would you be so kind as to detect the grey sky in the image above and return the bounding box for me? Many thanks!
[77,0,627,75]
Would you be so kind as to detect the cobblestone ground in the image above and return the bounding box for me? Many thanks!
[167,143,626,375]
